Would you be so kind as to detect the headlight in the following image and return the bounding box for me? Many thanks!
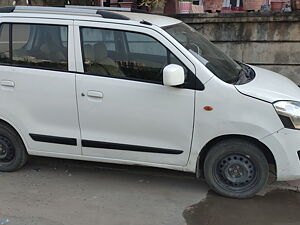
[274,101,300,129]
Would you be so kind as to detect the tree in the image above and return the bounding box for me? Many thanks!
[290,0,296,10]
[12,0,28,5]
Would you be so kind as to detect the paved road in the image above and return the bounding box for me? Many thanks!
[0,156,208,225]
[1,156,299,225]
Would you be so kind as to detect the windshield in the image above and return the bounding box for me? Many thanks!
[163,23,243,84]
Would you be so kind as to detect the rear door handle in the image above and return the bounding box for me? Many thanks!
[0,80,15,88]
[87,91,103,98]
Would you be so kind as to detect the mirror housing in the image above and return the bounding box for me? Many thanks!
[163,64,185,87]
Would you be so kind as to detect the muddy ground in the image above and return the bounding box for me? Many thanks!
[0,156,299,225]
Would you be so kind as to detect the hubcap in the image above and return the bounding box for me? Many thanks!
[0,136,14,163]
[215,154,257,189]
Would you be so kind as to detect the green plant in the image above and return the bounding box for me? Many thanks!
[140,0,166,8]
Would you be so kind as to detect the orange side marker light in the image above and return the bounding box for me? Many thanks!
[204,106,213,111]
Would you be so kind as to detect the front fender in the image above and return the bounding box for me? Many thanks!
[184,77,283,172]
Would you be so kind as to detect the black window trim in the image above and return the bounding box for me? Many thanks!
[8,23,12,62]
[0,62,74,74]
[0,22,70,73]
[79,26,204,91]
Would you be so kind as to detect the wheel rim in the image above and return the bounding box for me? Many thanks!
[0,136,15,163]
[214,153,258,192]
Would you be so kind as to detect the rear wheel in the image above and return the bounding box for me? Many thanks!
[0,123,28,172]
[204,139,269,198]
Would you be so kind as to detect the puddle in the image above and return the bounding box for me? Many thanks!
[0,219,10,225]
[183,190,300,225]
[0,214,64,225]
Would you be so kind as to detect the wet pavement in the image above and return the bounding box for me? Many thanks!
[0,156,299,225]
[184,190,300,225]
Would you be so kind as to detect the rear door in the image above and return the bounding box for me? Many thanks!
[0,18,80,155]
[74,21,196,166]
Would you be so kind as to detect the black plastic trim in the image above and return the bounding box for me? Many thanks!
[131,9,149,13]
[8,24,12,62]
[82,140,184,155]
[0,7,15,13]
[192,71,205,91]
[0,62,70,73]
[30,134,77,146]
[297,151,300,161]
[96,10,130,20]
[278,115,295,129]
[140,20,152,26]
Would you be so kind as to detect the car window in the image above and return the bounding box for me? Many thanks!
[0,23,68,71]
[80,27,187,84]
[61,27,68,48]
[126,32,167,56]
[0,24,10,64]
[80,28,124,78]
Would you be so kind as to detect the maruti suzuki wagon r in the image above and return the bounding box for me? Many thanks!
[0,5,299,198]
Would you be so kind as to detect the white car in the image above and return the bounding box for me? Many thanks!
[0,6,299,198]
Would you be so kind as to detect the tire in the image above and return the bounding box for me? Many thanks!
[0,123,28,172]
[204,139,269,199]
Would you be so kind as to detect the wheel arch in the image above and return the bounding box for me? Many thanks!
[0,118,28,151]
[196,134,277,178]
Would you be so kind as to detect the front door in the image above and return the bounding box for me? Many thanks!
[75,22,195,166]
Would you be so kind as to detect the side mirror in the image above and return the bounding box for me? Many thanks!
[163,64,185,87]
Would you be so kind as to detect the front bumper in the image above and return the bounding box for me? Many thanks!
[261,128,300,181]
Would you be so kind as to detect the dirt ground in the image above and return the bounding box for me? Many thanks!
[0,156,299,225]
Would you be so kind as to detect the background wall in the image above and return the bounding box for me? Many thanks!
[0,0,97,6]
[175,12,300,84]
[0,1,299,84]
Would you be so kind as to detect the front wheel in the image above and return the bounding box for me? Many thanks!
[204,139,269,198]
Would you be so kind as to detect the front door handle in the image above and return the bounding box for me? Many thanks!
[0,80,15,88]
[87,91,103,99]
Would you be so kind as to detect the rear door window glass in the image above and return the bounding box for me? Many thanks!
[0,24,10,64]
[0,23,68,71]
[12,24,68,70]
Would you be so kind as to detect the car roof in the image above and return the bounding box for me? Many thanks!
[0,6,181,28]
[116,11,181,27]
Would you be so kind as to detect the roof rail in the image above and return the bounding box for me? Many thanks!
[0,7,15,13]
[15,6,99,14]
[96,11,130,20]
[10,6,130,20]
[14,6,99,15]
[65,5,149,14]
